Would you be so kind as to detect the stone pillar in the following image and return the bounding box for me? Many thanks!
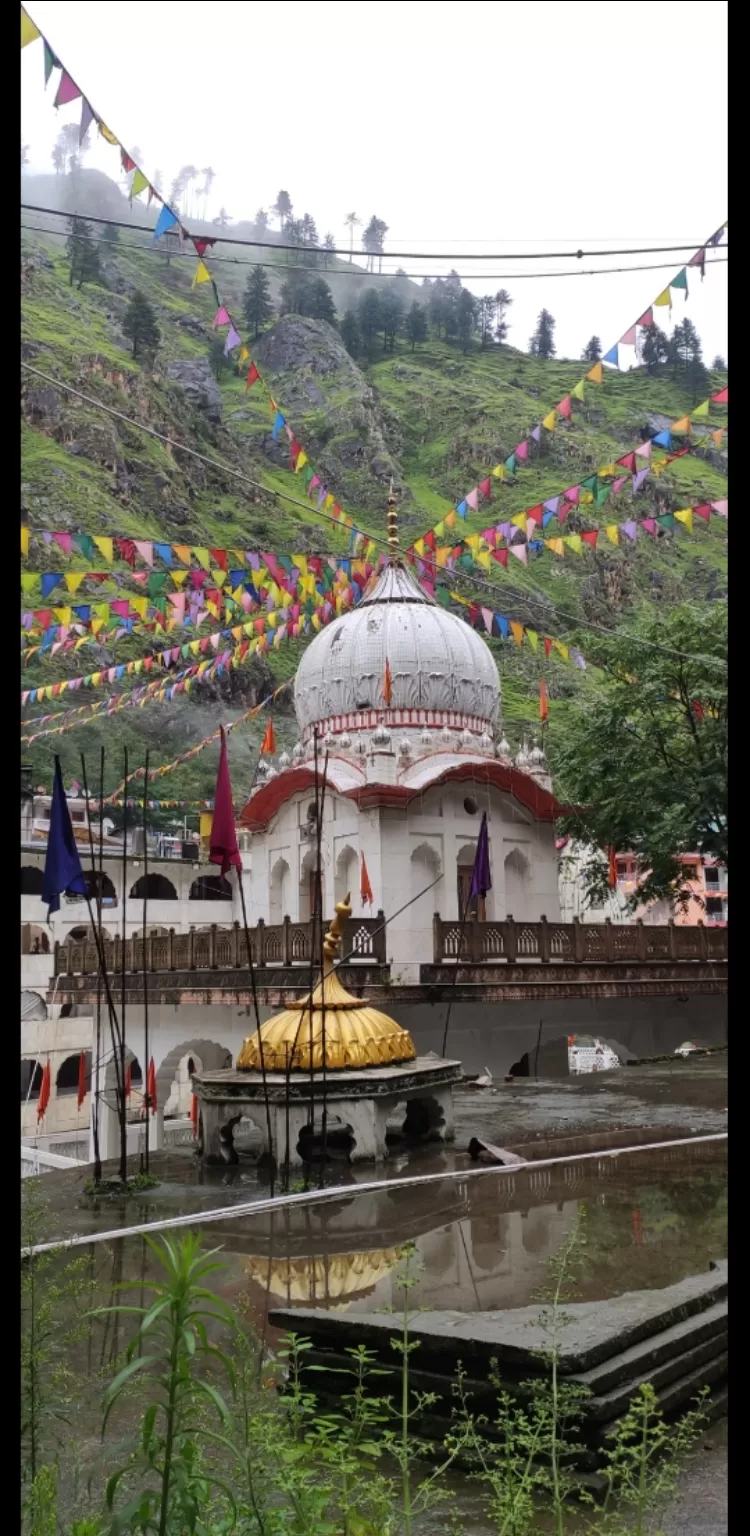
[271,1102,310,1168]
[199,1101,242,1164]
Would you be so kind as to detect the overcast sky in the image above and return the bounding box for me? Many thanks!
[22,1,728,362]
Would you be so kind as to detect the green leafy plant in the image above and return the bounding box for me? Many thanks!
[93,1231,237,1534]
[21,1181,90,1495]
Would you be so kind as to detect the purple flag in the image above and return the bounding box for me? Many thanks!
[468,812,492,901]
[224,325,242,355]
[631,468,650,495]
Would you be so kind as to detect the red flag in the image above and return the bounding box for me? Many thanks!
[147,1057,157,1114]
[361,853,374,907]
[37,1061,51,1123]
[210,726,243,877]
[608,846,618,889]
[246,363,260,390]
[191,1094,199,1138]
[125,1062,132,1099]
[539,678,549,722]
[260,718,276,755]
[383,658,393,706]
[77,1050,87,1109]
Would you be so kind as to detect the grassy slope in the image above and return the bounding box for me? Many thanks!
[21,216,727,817]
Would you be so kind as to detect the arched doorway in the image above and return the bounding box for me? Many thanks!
[56,1051,92,1096]
[269,857,291,925]
[130,873,178,901]
[335,846,359,908]
[189,874,232,902]
[504,847,531,919]
[21,1059,44,1100]
[299,849,324,923]
[21,866,44,896]
[457,841,489,920]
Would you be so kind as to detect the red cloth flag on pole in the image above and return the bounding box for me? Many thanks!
[382,658,393,706]
[125,1062,132,1099]
[77,1050,87,1109]
[147,1057,157,1114]
[361,853,374,907]
[608,846,618,889]
[260,718,276,755]
[209,726,243,877]
[37,1061,51,1123]
[539,678,549,722]
[191,1094,199,1138]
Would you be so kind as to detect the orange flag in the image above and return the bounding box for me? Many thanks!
[608,846,618,889]
[383,658,393,706]
[260,718,276,755]
[361,853,374,907]
[37,1061,51,1122]
[539,678,549,722]
[77,1050,87,1109]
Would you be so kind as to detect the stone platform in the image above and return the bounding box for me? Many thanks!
[270,1260,728,1443]
[193,1056,462,1167]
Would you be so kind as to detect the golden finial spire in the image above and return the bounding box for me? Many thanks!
[386,478,399,552]
[322,895,351,975]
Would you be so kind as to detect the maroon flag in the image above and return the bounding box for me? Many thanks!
[210,727,243,877]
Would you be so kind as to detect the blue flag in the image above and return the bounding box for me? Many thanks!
[468,811,492,900]
[42,757,87,915]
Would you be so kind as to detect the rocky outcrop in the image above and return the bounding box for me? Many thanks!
[251,316,406,507]
[166,359,223,423]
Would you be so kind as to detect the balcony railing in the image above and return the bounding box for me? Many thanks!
[54,912,387,978]
[432,915,727,965]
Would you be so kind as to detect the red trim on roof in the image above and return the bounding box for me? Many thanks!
[239,761,561,832]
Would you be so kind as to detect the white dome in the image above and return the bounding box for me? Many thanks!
[294,560,500,735]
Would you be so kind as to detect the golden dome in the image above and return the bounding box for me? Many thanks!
[236,896,417,1072]
[244,1248,402,1301]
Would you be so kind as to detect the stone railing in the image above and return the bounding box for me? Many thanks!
[432,914,727,965]
[54,912,387,978]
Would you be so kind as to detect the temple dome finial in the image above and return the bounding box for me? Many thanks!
[386,479,399,552]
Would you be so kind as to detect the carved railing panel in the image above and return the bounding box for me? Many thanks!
[430,917,727,967]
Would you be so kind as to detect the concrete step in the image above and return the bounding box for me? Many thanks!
[573,1301,727,1396]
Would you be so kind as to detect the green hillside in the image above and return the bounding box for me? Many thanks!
[21,179,728,818]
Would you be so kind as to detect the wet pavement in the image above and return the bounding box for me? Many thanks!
[30,1056,728,1246]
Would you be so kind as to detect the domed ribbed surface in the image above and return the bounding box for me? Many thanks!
[236,967,417,1071]
[294,559,500,733]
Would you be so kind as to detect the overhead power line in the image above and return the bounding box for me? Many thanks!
[19,204,727,264]
[20,362,727,672]
[20,221,729,285]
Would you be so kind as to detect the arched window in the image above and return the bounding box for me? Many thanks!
[299,849,323,923]
[21,1060,43,1100]
[189,875,232,902]
[130,873,178,901]
[269,857,291,925]
[410,843,442,927]
[335,846,359,908]
[21,866,44,896]
[504,847,530,920]
[56,1051,92,1096]
[85,871,117,907]
[21,924,49,955]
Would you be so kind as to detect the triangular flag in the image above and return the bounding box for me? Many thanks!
[581,530,598,548]
[130,168,149,201]
[619,326,637,346]
[21,526,29,557]
[192,259,211,287]
[213,306,231,328]
[654,288,672,309]
[692,398,709,419]
[54,71,81,107]
[636,310,654,328]
[674,509,693,533]
[510,621,525,647]
[153,204,179,241]
[602,345,619,367]
[246,362,260,389]
[43,41,58,84]
[565,534,583,554]
[556,396,572,419]
[542,411,557,432]
[711,387,728,405]
[21,9,41,47]
[260,718,276,755]
[79,99,95,145]
[671,417,691,434]
[571,379,586,402]
[586,362,603,384]
[361,853,374,907]
[670,268,688,295]
[539,678,549,722]
[93,536,113,563]
[604,525,619,545]
[509,543,527,566]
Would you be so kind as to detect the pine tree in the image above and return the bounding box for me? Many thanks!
[358,290,382,357]
[272,190,293,230]
[405,302,428,351]
[457,288,477,353]
[243,266,273,338]
[640,323,669,375]
[668,319,709,401]
[254,209,269,235]
[306,278,336,324]
[65,216,101,290]
[529,309,556,359]
[122,290,161,360]
[209,336,229,382]
[340,310,361,358]
[712,354,727,371]
[582,335,602,362]
[494,289,512,344]
[477,295,497,348]
[380,288,404,352]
